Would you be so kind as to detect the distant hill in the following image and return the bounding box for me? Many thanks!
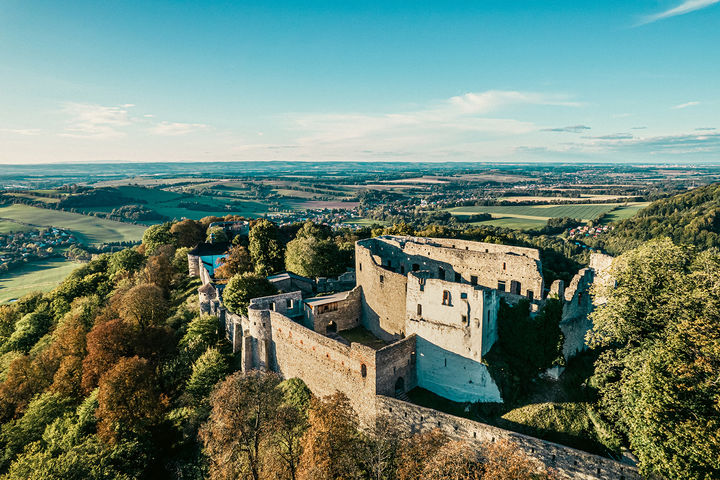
[596,183,720,254]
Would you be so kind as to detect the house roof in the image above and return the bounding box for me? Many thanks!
[188,242,230,256]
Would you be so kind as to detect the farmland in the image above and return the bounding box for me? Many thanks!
[445,202,651,230]
[0,204,146,245]
[0,258,80,304]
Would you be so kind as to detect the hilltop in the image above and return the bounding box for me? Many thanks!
[590,182,720,254]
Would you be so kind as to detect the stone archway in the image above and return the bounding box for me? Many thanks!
[394,376,405,395]
[326,321,337,333]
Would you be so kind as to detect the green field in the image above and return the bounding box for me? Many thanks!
[470,217,549,230]
[445,202,650,230]
[600,203,649,223]
[0,258,80,304]
[0,220,33,234]
[0,204,147,245]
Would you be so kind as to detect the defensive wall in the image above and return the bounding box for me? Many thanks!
[376,396,640,480]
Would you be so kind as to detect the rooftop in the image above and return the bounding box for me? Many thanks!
[304,291,350,307]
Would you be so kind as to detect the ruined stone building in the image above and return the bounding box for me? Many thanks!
[194,235,634,480]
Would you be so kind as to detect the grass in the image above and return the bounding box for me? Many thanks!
[0,220,33,234]
[470,217,548,230]
[498,402,612,456]
[0,204,147,245]
[445,202,650,229]
[0,258,80,304]
[600,202,650,224]
[338,326,388,350]
[346,218,390,227]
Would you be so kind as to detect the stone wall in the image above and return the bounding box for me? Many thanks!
[267,311,379,421]
[561,268,594,360]
[356,241,408,341]
[375,334,417,396]
[405,273,498,361]
[376,396,640,480]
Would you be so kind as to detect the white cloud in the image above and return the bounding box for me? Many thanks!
[151,121,208,136]
[0,128,41,136]
[286,90,580,147]
[672,101,701,109]
[641,0,720,24]
[59,102,133,138]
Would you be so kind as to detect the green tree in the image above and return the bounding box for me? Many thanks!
[206,226,229,244]
[179,315,221,361]
[588,239,720,479]
[222,273,277,316]
[186,348,228,403]
[108,248,145,276]
[248,219,284,276]
[284,221,343,278]
[142,222,175,253]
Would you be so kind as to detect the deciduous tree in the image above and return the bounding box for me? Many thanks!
[222,273,277,316]
[249,219,284,276]
[200,370,282,480]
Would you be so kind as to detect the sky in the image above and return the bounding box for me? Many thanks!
[0,0,719,164]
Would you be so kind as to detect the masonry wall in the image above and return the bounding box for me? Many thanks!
[357,236,543,303]
[375,335,417,396]
[249,291,304,318]
[267,311,379,421]
[356,241,408,341]
[405,273,497,362]
[376,396,640,480]
[305,287,362,333]
[561,268,594,360]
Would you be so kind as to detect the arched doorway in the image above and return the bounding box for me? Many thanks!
[326,321,337,333]
[394,377,405,395]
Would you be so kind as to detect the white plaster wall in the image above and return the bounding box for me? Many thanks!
[405,274,493,362]
[414,337,502,403]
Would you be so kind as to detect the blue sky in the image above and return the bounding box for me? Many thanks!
[0,0,718,163]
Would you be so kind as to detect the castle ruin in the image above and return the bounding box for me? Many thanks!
[194,235,635,479]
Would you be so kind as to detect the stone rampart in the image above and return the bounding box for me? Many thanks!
[268,311,379,420]
[376,396,640,480]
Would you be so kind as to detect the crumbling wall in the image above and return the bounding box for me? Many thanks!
[376,396,640,480]
[249,291,304,318]
[561,268,594,360]
[589,253,614,306]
